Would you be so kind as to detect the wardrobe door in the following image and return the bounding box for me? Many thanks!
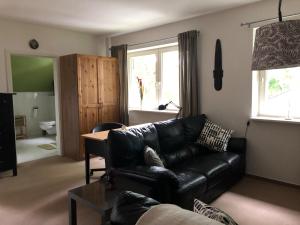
[78,55,101,157]
[78,56,101,133]
[98,57,120,123]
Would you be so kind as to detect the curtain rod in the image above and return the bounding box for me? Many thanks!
[109,30,199,50]
[128,36,177,48]
[241,12,300,28]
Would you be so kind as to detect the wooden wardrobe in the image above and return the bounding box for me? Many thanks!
[60,54,120,160]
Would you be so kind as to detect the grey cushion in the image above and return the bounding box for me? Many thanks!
[144,146,164,167]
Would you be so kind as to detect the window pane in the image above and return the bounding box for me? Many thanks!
[128,54,157,109]
[161,50,179,108]
[259,67,300,118]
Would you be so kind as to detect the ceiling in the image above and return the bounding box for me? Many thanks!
[0,0,261,36]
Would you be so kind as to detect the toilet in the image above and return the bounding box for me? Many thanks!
[39,121,56,135]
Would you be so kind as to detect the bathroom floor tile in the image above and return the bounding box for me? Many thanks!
[16,136,60,164]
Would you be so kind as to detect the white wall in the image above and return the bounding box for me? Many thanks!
[0,18,107,156]
[13,92,55,137]
[0,18,104,92]
[96,35,111,56]
[111,0,300,185]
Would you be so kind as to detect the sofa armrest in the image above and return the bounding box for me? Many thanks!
[227,137,247,155]
[112,166,179,188]
[110,191,159,225]
[111,166,179,203]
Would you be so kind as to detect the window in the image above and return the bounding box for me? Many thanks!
[128,45,179,110]
[252,67,300,119]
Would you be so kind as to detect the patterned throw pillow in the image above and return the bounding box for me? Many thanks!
[144,146,164,167]
[197,119,233,152]
[194,199,238,225]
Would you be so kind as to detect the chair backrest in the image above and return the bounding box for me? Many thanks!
[92,122,124,133]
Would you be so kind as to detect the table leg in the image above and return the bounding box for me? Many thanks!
[13,167,17,176]
[85,140,90,184]
[69,197,77,225]
[101,210,111,225]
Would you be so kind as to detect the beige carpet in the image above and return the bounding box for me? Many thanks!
[0,156,102,225]
[211,178,300,225]
[0,156,299,225]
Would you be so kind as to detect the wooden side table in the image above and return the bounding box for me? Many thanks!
[68,181,121,225]
[15,115,27,139]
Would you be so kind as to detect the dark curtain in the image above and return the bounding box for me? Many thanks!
[178,30,200,117]
[111,44,129,125]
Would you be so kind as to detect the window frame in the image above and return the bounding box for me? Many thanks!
[251,27,300,123]
[127,44,179,110]
[252,69,300,120]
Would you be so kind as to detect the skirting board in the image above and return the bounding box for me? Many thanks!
[246,174,300,189]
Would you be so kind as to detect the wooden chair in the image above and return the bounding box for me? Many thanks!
[88,122,124,179]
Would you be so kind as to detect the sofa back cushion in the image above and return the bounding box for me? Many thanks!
[108,129,144,168]
[182,114,206,143]
[154,119,185,154]
[138,124,160,152]
[108,124,160,168]
[108,116,207,168]
[163,145,198,167]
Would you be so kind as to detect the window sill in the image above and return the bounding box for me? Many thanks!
[129,108,178,114]
[251,116,300,125]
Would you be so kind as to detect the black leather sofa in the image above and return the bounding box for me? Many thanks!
[108,115,246,210]
[110,191,159,225]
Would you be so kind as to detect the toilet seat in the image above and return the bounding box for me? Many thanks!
[40,121,56,126]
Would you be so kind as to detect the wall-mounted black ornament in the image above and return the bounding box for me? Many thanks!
[29,39,39,49]
[213,39,223,91]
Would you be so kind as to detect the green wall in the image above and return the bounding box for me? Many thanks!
[11,55,54,92]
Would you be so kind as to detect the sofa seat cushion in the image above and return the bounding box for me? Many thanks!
[174,156,230,189]
[209,152,241,170]
[173,170,207,194]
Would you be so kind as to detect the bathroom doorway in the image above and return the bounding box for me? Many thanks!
[9,54,61,163]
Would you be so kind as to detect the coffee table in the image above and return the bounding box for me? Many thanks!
[68,181,121,225]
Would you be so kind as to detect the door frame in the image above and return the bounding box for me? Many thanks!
[4,49,63,157]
